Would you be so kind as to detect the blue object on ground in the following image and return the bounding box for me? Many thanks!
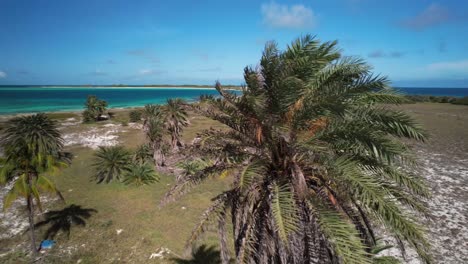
[40,240,56,249]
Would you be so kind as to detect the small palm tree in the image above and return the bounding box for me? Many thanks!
[0,114,71,259]
[129,110,143,123]
[133,144,153,164]
[162,98,189,151]
[176,159,211,182]
[145,117,167,168]
[142,104,162,131]
[92,146,131,183]
[83,95,108,122]
[163,35,431,263]
[122,163,159,186]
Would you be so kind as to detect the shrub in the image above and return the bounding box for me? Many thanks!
[452,96,468,105]
[129,110,142,122]
[82,109,95,123]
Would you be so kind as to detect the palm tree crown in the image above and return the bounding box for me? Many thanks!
[163,35,430,264]
[162,98,189,150]
[92,146,131,183]
[122,163,159,186]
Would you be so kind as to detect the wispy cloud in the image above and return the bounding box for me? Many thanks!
[0,71,7,78]
[368,50,405,58]
[427,59,468,73]
[107,59,117,64]
[127,49,160,63]
[400,3,452,31]
[261,2,316,29]
[90,70,108,76]
[139,69,165,76]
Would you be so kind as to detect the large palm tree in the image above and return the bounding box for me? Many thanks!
[162,98,189,151]
[0,114,71,259]
[163,36,430,263]
[92,146,131,183]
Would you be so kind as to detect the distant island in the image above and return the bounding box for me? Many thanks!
[0,84,243,90]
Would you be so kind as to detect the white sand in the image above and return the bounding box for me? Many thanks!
[63,124,123,149]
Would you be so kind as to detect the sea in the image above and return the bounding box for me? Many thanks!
[0,86,224,115]
[0,86,467,115]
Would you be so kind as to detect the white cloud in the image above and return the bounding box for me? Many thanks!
[0,71,6,78]
[261,2,316,29]
[427,59,468,72]
[139,69,164,76]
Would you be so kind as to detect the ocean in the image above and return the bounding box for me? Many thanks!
[0,86,467,115]
[0,87,224,115]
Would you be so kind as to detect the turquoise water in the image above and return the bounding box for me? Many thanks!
[0,86,224,115]
[0,86,467,115]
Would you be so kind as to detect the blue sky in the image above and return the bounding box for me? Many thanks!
[0,0,467,87]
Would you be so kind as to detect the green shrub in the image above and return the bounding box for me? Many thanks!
[129,110,142,122]
[452,96,468,105]
[82,109,95,123]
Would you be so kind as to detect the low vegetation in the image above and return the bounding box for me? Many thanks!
[405,95,468,105]
[129,110,142,122]
[82,95,109,123]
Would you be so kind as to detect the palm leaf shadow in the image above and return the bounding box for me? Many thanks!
[171,245,230,264]
[35,204,97,240]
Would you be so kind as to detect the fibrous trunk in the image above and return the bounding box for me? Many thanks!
[26,174,38,260]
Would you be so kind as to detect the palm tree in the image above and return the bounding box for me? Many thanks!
[162,35,430,263]
[133,144,153,165]
[122,163,159,186]
[162,98,189,151]
[83,95,108,122]
[145,117,167,168]
[142,104,162,131]
[0,114,71,259]
[176,159,211,182]
[92,146,131,183]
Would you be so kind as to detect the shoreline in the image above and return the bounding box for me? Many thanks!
[0,86,242,91]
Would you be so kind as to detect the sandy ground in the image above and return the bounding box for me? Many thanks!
[390,103,468,263]
[0,103,467,263]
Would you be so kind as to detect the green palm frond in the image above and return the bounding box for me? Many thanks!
[310,199,371,264]
[238,160,267,192]
[122,163,159,186]
[92,146,131,183]
[271,182,298,243]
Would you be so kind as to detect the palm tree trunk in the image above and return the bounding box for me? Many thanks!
[152,142,165,167]
[171,134,180,152]
[26,173,38,260]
